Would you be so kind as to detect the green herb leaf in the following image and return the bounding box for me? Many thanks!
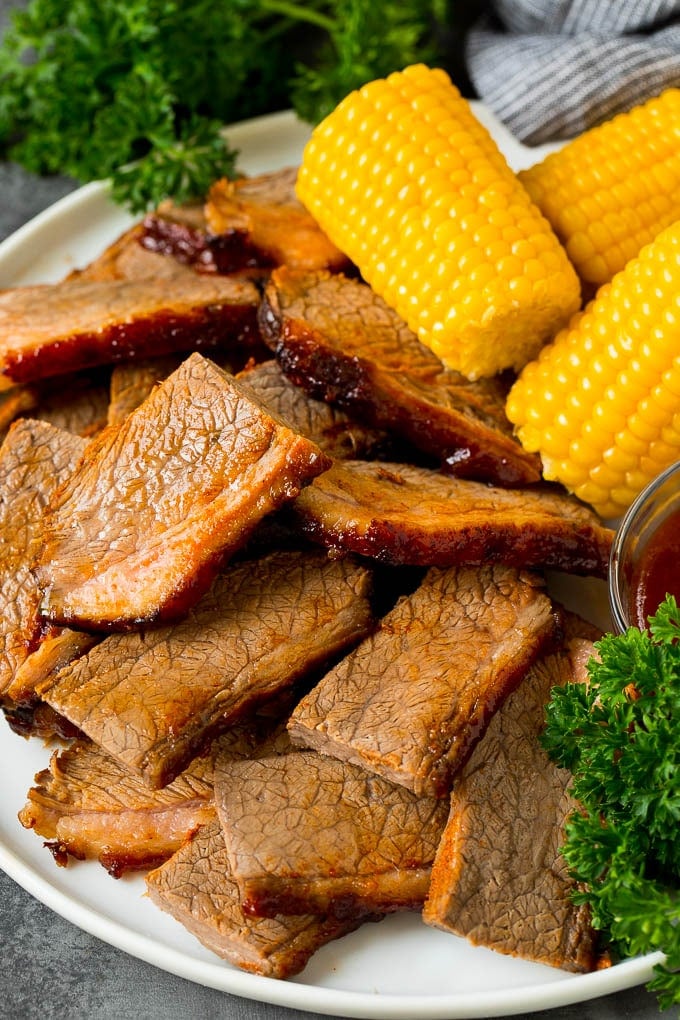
[543,595,680,1009]
[0,0,452,210]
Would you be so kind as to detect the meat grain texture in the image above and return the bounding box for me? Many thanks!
[215,748,449,919]
[423,635,598,972]
[0,419,86,699]
[290,459,613,576]
[0,171,611,984]
[35,549,374,787]
[147,819,367,979]
[289,564,559,797]
[258,268,541,486]
[0,272,260,385]
[36,354,331,629]
[20,738,216,876]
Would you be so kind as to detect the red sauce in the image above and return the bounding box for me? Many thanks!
[629,508,680,629]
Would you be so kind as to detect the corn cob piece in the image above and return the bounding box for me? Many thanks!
[506,221,680,520]
[296,64,581,381]
[518,88,680,291]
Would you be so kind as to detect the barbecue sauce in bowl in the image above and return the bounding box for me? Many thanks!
[609,460,680,633]
[628,508,680,630]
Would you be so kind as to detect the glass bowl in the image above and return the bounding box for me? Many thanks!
[609,459,680,633]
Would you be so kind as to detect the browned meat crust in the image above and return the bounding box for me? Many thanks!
[237,360,393,460]
[289,565,559,798]
[0,273,260,386]
[258,268,542,486]
[35,549,374,787]
[8,629,101,707]
[200,168,350,274]
[215,749,448,919]
[288,459,614,577]
[19,739,216,877]
[423,635,599,973]
[147,819,372,978]
[36,354,331,630]
[0,419,86,700]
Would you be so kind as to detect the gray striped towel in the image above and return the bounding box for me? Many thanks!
[466,0,680,144]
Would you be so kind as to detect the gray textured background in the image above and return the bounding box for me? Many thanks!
[0,1,674,1017]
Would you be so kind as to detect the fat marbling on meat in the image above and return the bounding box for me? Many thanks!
[0,271,260,385]
[289,459,614,577]
[36,353,331,630]
[19,738,216,876]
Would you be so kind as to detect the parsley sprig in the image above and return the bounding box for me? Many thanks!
[543,596,680,1009]
[0,0,460,212]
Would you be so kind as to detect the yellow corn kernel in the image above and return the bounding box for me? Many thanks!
[518,89,680,290]
[296,64,581,380]
[507,221,680,519]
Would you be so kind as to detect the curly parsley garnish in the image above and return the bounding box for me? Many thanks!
[0,0,458,212]
[543,595,680,1009]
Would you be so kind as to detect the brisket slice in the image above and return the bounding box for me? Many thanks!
[0,419,86,700]
[35,549,374,788]
[0,385,40,441]
[258,268,541,486]
[0,371,112,442]
[288,459,614,578]
[215,748,448,919]
[36,354,331,630]
[423,630,599,973]
[69,224,189,283]
[147,819,371,979]
[8,629,101,707]
[0,272,260,386]
[106,354,187,427]
[19,739,216,877]
[31,369,111,438]
[237,360,393,461]
[289,565,559,798]
[200,167,350,274]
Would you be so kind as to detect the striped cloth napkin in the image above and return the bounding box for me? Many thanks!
[466,0,680,143]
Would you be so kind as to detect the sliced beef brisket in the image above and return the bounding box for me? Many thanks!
[0,272,260,385]
[147,819,369,978]
[35,549,374,787]
[36,354,331,630]
[215,748,448,919]
[258,268,541,486]
[201,168,350,274]
[19,738,216,876]
[237,360,393,460]
[0,419,86,701]
[288,459,614,577]
[423,630,599,973]
[289,565,559,798]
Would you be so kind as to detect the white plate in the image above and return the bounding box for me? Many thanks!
[0,108,662,1018]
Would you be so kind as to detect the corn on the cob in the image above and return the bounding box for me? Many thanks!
[296,64,581,380]
[506,221,680,520]
[518,88,680,291]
